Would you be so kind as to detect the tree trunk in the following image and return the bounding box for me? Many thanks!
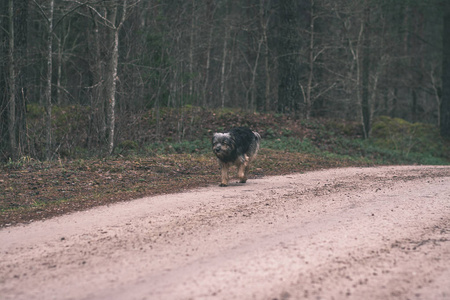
[14,0,29,158]
[106,0,127,155]
[45,0,54,160]
[220,25,229,108]
[106,7,118,155]
[260,0,271,112]
[361,4,371,139]
[56,37,62,105]
[277,0,308,113]
[202,0,215,107]
[87,6,106,148]
[441,10,450,138]
[246,36,263,112]
[188,0,195,101]
[305,0,315,119]
[8,0,17,160]
[430,65,441,127]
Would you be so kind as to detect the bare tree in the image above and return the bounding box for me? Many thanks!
[106,0,128,154]
[301,0,336,119]
[360,2,371,139]
[429,64,442,127]
[276,0,309,113]
[441,7,450,138]
[260,0,272,112]
[44,0,54,160]
[202,0,216,107]
[220,18,230,109]
[7,0,17,160]
[87,0,131,154]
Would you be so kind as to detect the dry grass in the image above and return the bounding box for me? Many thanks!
[0,148,374,227]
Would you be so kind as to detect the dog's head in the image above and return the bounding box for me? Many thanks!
[212,132,235,160]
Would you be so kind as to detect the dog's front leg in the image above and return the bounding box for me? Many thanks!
[220,162,229,187]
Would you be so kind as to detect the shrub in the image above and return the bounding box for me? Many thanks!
[371,116,448,159]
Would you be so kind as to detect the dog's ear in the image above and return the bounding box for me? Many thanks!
[212,133,219,143]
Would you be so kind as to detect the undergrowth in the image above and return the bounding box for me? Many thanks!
[1,110,449,227]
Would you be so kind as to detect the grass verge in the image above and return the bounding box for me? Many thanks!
[1,118,448,227]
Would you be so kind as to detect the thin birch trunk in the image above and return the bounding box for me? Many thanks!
[220,26,229,108]
[260,0,271,112]
[92,8,106,143]
[106,0,127,155]
[45,0,54,160]
[361,4,371,139]
[305,0,315,119]
[430,66,441,127]
[56,37,62,105]
[247,37,263,112]
[203,21,213,106]
[189,0,195,100]
[106,6,118,155]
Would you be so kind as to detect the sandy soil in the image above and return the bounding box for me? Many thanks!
[1,165,449,300]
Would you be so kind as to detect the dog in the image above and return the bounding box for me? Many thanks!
[212,127,261,186]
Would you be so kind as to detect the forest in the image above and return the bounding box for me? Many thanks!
[1,0,450,162]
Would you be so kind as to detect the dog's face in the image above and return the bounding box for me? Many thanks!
[212,133,235,160]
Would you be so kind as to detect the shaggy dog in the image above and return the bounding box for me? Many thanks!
[212,127,261,186]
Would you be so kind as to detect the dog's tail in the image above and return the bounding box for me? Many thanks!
[252,131,261,155]
[253,131,261,144]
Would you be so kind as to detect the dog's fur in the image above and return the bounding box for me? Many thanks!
[212,127,261,186]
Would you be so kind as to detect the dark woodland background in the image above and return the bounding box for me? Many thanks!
[1,0,450,162]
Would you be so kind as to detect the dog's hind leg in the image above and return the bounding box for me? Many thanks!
[238,164,247,183]
[238,155,249,183]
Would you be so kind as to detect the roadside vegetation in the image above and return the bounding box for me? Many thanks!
[1,108,449,227]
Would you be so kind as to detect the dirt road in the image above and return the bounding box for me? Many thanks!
[1,166,449,300]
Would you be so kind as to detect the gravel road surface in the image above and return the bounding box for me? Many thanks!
[1,165,449,300]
